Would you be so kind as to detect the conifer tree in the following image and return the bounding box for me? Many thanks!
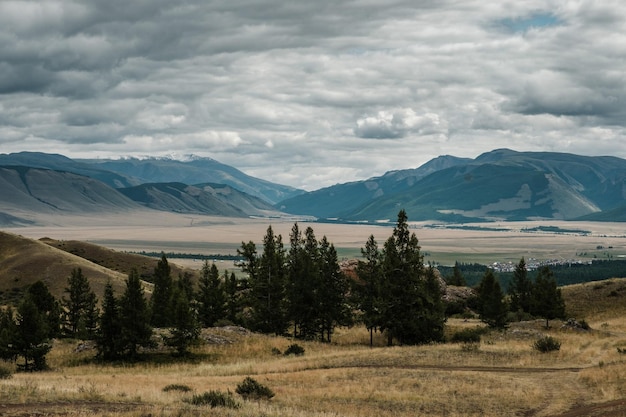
[0,307,17,362]
[477,269,508,328]
[119,269,153,358]
[14,295,52,371]
[449,262,466,286]
[197,261,226,327]
[354,234,382,347]
[531,266,566,328]
[63,268,97,338]
[167,288,200,356]
[151,253,173,327]
[224,271,241,324]
[378,210,445,345]
[96,282,123,360]
[26,281,61,339]
[509,257,533,316]
[317,236,351,342]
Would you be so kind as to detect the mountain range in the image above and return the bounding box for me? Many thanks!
[1,149,625,225]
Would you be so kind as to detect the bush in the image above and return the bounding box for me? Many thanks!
[0,364,13,379]
[283,343,305,356]
[235,377,275,401]
[185,390,240,408]
[533,336,561,353]
[271,347,282,355]
[450,327,483,344]
[163,384,192,393]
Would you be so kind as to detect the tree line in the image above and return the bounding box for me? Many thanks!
[0,209,568,370]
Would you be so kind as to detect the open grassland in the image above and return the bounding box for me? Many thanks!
[2,314,626,417]
[10,213,626,265]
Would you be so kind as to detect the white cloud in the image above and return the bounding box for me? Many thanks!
[0,0,625,190]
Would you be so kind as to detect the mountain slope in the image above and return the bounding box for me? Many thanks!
[279,149,626,222]
[118,182,277,217]
[0,166,141,217]
[0,151,138,188]
[277,155,471,218]
[80,156,305,205]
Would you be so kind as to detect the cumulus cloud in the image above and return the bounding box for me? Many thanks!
[0,0,625,190]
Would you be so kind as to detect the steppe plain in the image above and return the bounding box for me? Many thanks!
[3,211,626,417]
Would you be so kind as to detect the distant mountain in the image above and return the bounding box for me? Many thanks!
[79,156,304,205]
[0,166,140,217]
[0,152,138,188]
[119,182,276,217]
[277,155,471,219]
[278,149,626,222]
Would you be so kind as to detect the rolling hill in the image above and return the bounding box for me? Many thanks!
[278,149,626,222]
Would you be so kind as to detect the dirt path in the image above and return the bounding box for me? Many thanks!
[0,401,142,416]
[549,399,626,417]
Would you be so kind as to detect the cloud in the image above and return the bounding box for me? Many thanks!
[354,109,446,139]
[0,0,625,190]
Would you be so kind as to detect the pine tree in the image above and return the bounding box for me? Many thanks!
[449,262,466,286]
[0,307,17,362]
[151,253,173,327]
[354,234,382,347]
[95,282,123,360]
[197,261,226,327]
[63,268,97,338]
[119,269,153,358]
[531,266,566,328]
[477,269,508,328]
[26,281,61,339]
[509,257,533,316]
[378,210,445,345]
[167,288,200,356]
[317,236,350,342]
[14,295,52,371]
[224,271,241,324]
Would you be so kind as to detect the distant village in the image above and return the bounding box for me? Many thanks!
[489,257,594,273]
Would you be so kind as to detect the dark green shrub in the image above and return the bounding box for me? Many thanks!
[533,336,561,352]
[185,390,239,408]
[450,327,483,344]
[163,384,192,393]
[617,347,626,354]
[283,343,305,356]
[271,347,282,355]
[0,364,13,379]
[579,319,590,330]
[235,377,275,401]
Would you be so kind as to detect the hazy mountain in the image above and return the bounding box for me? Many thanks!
[119,182,277,217]
[0,166,140,217]
[79,156,304,205]
[277,155,471,218]
[0,152,138,188]
[278,149,626,222]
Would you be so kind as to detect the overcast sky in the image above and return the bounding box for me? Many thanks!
[1,1,625,190]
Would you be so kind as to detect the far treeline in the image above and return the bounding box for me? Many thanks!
[0,210,566,371]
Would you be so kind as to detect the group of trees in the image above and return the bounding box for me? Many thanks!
[354,210,445,346]
[0,209,571,371]
[476,258,566,329]
[238,223,351,342]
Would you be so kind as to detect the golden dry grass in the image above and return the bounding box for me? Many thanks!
[1,315,626,417]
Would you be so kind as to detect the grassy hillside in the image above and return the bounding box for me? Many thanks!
[0,232,131,305]
[561,277,626,322]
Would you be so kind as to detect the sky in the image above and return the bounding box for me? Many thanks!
[1,1,625,191]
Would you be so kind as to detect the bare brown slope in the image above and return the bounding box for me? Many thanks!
[0,231,129,305]
[39,238,197,283]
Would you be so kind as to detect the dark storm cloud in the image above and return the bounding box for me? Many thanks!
[0,0,625,190]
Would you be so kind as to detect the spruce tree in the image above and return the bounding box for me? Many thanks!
[477,269,508,328]
[531,266,566,328]
[63,268,97,338]
[151,253,173,327]
[354,234,382,347]
[96,282,123,360]
[378,210,445,345]
[509,257,533,316]
[0,307,17,362]
[224,271,241,325]
[26,281,61,339]
[167,288,200,356]
[119,269,153,358]
[197,261,226,327]
[14,295,52,371]
[317,236,350,342]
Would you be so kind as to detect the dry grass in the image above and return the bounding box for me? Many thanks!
[1,316,626,417]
